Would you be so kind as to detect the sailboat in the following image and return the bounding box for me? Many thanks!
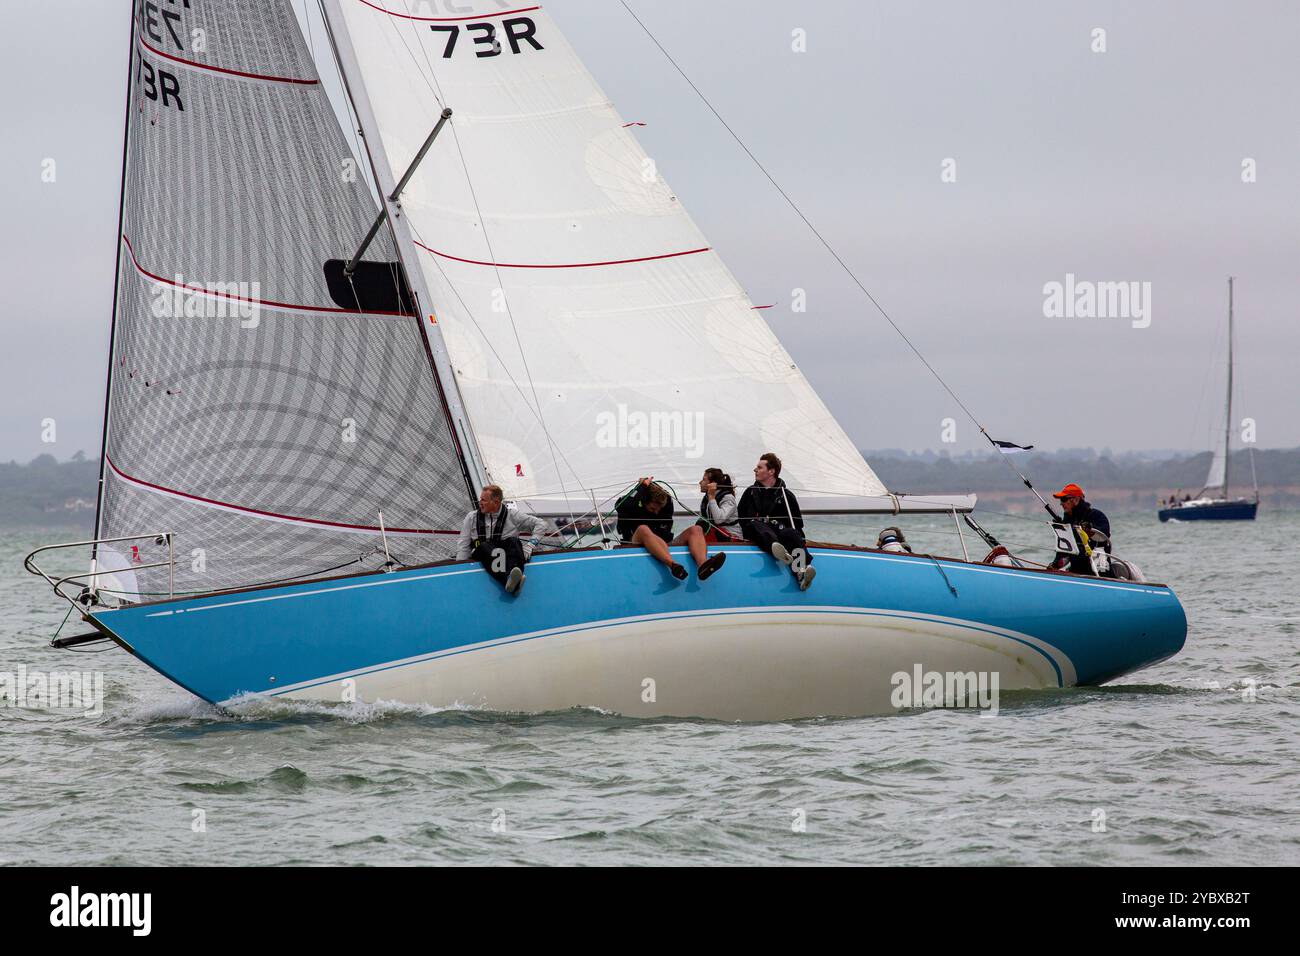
[1159,277,1259,522]
[25,0,1187,719]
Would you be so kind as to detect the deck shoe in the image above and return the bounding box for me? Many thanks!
[670,562,689,581]
[798,565,817,591]
[770,543,792,566]
[506,567,525,594]
[697,552,727,581]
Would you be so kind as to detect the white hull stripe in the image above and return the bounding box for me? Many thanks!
[219,606,1067,706]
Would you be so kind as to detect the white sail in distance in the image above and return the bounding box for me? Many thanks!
[1203,445,1227,495]
[325,0,910,512]
[1202,277,1238,498]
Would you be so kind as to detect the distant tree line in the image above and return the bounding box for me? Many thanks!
[872,448,1296,498]
[2,448,1297,527]
[1,453,100,526]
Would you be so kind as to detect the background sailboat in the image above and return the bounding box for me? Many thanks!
[1159,277,1259,522]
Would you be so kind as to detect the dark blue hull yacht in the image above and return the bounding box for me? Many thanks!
[1161,278,1259,525]
[1158,498,1258,522]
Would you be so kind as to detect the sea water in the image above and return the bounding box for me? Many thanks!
[1,511,1296,865]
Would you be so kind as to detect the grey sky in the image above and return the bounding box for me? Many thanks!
[3,0,1297,465]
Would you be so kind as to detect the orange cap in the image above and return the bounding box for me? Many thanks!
[1053,483,1085,499]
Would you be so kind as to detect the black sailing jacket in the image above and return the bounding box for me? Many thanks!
[1057,499,1112,573]
[615,483,675,544]
[737,478,804,537]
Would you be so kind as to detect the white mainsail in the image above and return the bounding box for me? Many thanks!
[324,1,929,513]
[95,0,475,596]
[1201,277,1236,498]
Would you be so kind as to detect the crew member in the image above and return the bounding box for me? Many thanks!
[666,468,732,581]
[1048,482,1111,575]
[695,467,740,542]
[616,477,688,580]
[738,453,816,590]
[456,484,548,594]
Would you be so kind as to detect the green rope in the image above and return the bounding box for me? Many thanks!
[51,604,74,641]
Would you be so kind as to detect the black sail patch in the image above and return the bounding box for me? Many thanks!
[323,259,417,316]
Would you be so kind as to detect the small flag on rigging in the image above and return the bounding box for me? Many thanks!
[991,438,1034,454]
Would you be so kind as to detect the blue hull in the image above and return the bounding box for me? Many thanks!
[1159,501,1258,522]
[89,544,1187,719]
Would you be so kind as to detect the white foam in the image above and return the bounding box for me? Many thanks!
[223,694,480,724]
[112,691,231,724]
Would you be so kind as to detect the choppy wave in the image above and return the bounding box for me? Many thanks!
[5,517,1300,866]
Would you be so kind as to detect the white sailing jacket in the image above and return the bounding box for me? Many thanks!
[455,506,550,562]
[701,492,739,528]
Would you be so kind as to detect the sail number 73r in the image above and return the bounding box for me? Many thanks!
[429,17,543,58]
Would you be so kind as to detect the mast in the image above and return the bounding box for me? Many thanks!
[1224,276,1234,497]
[90,5,138,574]
[316,0,488,497]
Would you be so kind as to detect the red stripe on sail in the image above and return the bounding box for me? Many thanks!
[354,2,542,21]
[120,235,408,318]
[106,457,459,535]
[413,240,711,269]
[136,35,320,86]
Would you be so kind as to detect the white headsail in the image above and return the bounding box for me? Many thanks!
[1203,445,1227,496]
[322,1,970,514]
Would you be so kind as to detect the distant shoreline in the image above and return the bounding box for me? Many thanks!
[955,486,1294,513]
[4,449,1296,526]
[870,447,1296,509]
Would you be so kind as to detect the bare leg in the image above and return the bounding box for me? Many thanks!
[677,525,727,580]
[632,525,674,567]
[677,524,708,565]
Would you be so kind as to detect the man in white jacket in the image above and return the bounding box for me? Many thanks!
[456,485,549,595]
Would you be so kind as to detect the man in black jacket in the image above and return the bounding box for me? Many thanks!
[615,477,688,580]
[738,453,816,590]
[1048,482,1112,574]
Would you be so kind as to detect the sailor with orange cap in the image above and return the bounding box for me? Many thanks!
[1048,483,1112,574]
